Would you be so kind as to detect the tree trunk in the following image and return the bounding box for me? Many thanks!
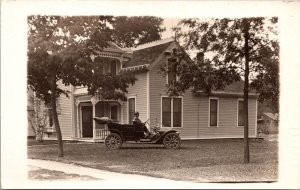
[51,89,64,157]
[243,18,250,164]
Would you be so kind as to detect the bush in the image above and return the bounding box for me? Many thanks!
[257,122,278,135]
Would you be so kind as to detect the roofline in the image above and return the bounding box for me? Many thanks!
[121,64,150,73]
[148,40,175,70]
[130,37,174,51]
[194,90,258,98]
[109,42,122,50]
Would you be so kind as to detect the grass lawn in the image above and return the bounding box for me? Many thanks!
[27,138,278,182]
[27,138,79,146]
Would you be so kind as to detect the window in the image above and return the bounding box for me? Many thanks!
[110,105,118,120]
[167,71,176,84]
[167,58,178,85]
[99,65,104,74]
[238,100,245,126]
[95,58,117,75]
[162,97,171,127]
[48,108,54,128]
[162,97,182,127]
[110,60,117,75]
[128,98,135,124]
[209,98,218,127]
[173,98,182,127]
[104,63,110,74]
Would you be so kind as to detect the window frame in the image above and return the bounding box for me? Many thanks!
[127,96,136,124]
[167,71,178,85]
[161,96,172,127]
[161,96,183,128]
[166,58,180,85]
[109,60,117,75]
[237,99,245,127]
[110,104,118,121]
[208,97,219,127]
[47,108,54,128]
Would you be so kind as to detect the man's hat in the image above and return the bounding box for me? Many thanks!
[134,112,139,116]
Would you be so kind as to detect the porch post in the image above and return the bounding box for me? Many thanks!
[75,99,80,139]
[91,97,98,140]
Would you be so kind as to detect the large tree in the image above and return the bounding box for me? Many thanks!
[163,17,278,163]
[27,16,135,157]
[112,16,165,48]
[27,15,165,157]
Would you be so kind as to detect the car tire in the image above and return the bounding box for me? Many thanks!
[105,133,123,149]
[163,133,181,149]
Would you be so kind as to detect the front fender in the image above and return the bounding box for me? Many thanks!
[154,130,180,144]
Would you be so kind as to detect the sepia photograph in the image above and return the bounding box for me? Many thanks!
[1,1,300,189]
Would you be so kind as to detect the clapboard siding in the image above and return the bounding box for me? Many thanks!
[122,101,127,124]
[195,96,257,139]
[149,49,257,139]
[179,90,203,138]
[123,72,148,123]
[149,57,166,128]
[57,80,73,138]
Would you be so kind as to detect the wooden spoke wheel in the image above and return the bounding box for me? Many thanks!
[105,133,122,149]
[163,133,181,149]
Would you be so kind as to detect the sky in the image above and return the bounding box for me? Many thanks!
[161,17,181,39]
[161,17,198,58]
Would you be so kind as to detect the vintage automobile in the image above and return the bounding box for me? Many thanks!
[94,117,181,149]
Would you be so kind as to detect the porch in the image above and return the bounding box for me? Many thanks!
[78,129,111,142]
[74,95,123,141]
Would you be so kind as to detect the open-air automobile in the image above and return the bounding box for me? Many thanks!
[94,117,181,149]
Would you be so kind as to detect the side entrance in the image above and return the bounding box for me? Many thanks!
[81,106,93,138]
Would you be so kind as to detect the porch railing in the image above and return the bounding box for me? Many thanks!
[95,129,110,140]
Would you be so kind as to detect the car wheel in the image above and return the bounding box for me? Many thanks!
[105,133,122,149]
[163,133,181,149]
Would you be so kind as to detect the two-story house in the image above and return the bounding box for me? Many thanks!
[34,37,258,141]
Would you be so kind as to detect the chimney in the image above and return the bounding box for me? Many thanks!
[196,52,204,64]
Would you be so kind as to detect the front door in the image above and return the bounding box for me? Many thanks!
[82,106,93,138]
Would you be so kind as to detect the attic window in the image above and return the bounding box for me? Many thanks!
[167,58,179,85]
[168,71,176,84]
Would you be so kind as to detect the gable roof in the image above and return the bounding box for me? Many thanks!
[103,42,123,53]
[108,42,122,50]
[123,38,174,68]
[263,112,279,120]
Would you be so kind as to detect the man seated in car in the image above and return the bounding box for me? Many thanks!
[132,112,153,138]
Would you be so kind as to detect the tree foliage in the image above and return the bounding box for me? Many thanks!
[28,16,114,101]
[27,15,164,157]
[27,16,132,157]
[112,16,165,48]
[165,17,279,163]
[28,15,165,103]
[171,17,279,104]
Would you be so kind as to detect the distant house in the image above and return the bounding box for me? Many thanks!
[262,112,279,128]
[28,38,258,141]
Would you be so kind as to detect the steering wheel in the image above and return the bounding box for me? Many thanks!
[144,118,150,125]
